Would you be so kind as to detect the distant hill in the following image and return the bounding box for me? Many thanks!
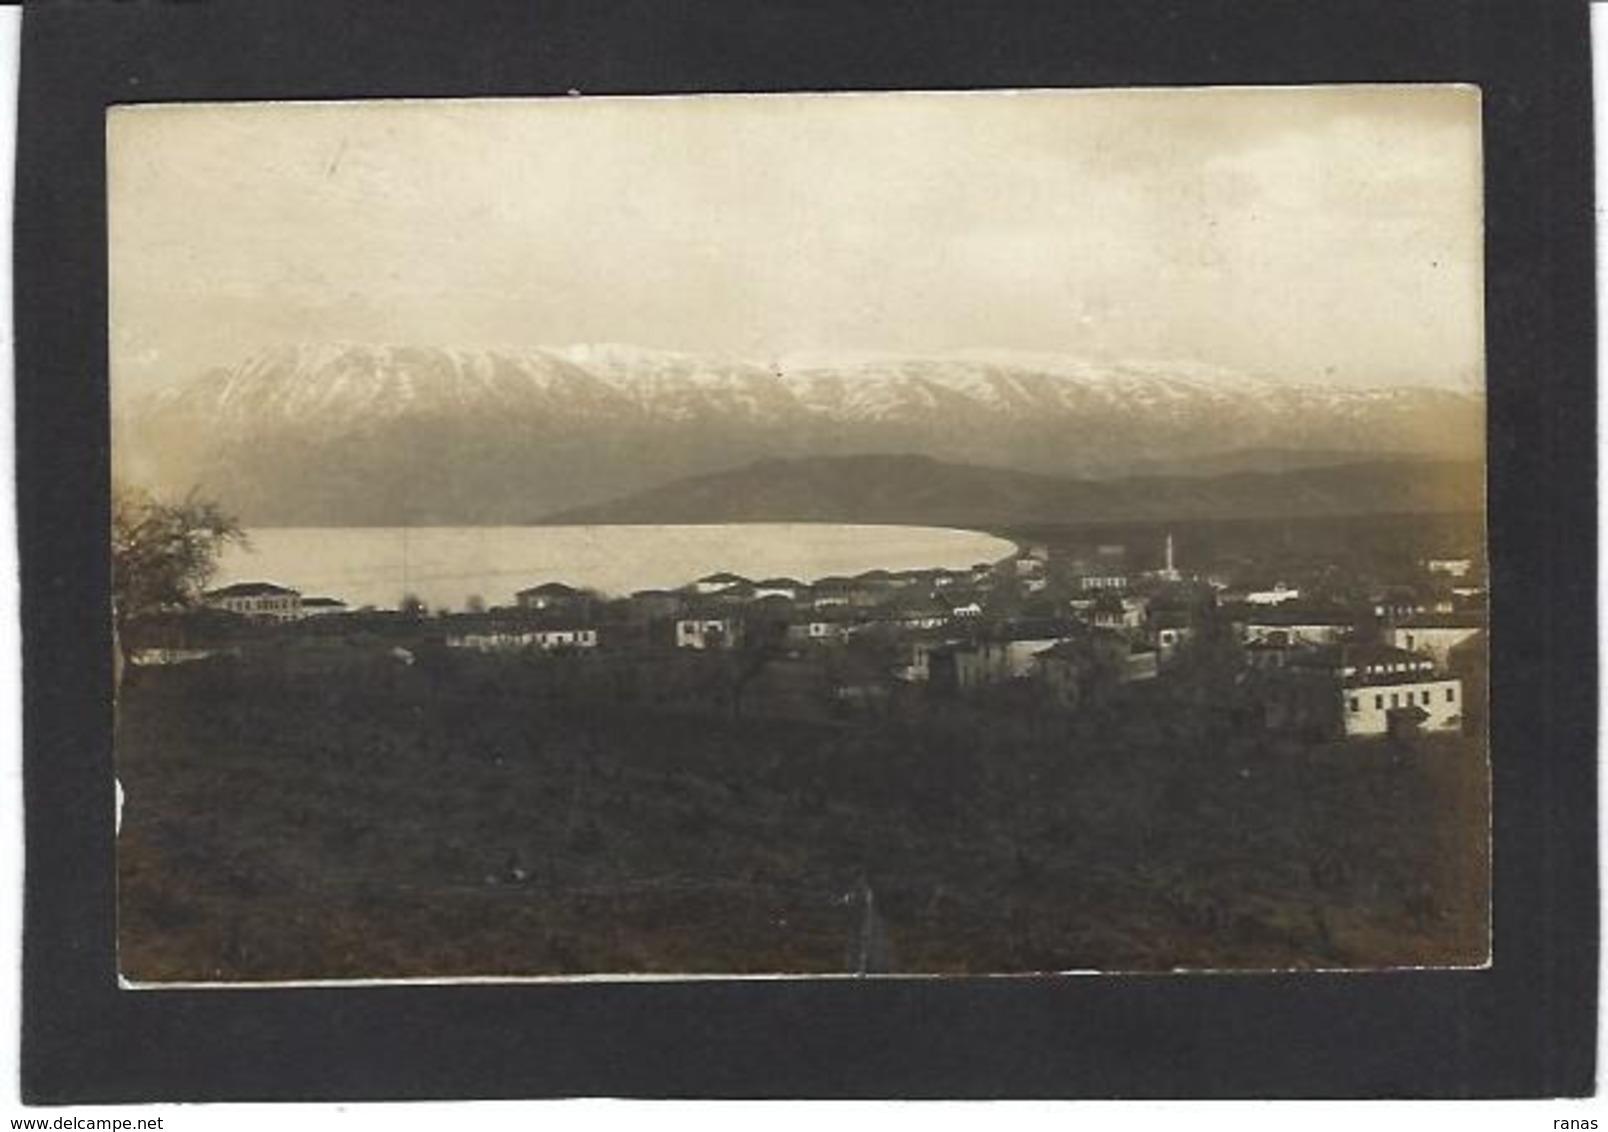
[112,343,1485,525]
[1109,446,1448,478]
[539,454,1483,528]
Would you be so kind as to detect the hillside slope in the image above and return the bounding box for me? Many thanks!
[114,343,1484,525]
[540,454,1484,528]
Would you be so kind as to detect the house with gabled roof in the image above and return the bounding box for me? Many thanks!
[1262,642,1463,738]
[515,581,590,614]
[204,581,302,623]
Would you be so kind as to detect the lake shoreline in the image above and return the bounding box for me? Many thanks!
[215,523,1020,612]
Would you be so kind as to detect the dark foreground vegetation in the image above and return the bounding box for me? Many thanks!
[117,636,1488,981]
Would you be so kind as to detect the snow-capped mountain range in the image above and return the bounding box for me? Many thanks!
[114,343,1484,525]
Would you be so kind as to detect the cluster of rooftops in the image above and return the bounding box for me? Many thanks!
[190,540,1484,741]
[199,532,1484,658]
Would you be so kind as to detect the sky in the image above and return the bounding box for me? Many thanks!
[108,86,1484,398]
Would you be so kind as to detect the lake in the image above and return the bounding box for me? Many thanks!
[214,524,1016,611]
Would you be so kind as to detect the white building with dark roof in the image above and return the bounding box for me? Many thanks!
[1292,643,1464,738]
[204,581,302,622]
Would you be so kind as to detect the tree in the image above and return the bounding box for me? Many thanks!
[399,593,428,618]
[110,484,245,697]
[111,483,245,629]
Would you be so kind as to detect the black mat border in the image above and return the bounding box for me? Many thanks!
[16,0,1597,1102]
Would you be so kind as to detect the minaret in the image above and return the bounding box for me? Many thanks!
[1163,532,1180,582]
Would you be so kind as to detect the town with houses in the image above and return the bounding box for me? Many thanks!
[106,88,1496,979]
[169,530,1487,744]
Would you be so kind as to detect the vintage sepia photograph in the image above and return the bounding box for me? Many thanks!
[108,87,1488,983]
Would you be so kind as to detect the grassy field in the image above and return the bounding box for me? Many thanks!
[116,643,1489,981]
